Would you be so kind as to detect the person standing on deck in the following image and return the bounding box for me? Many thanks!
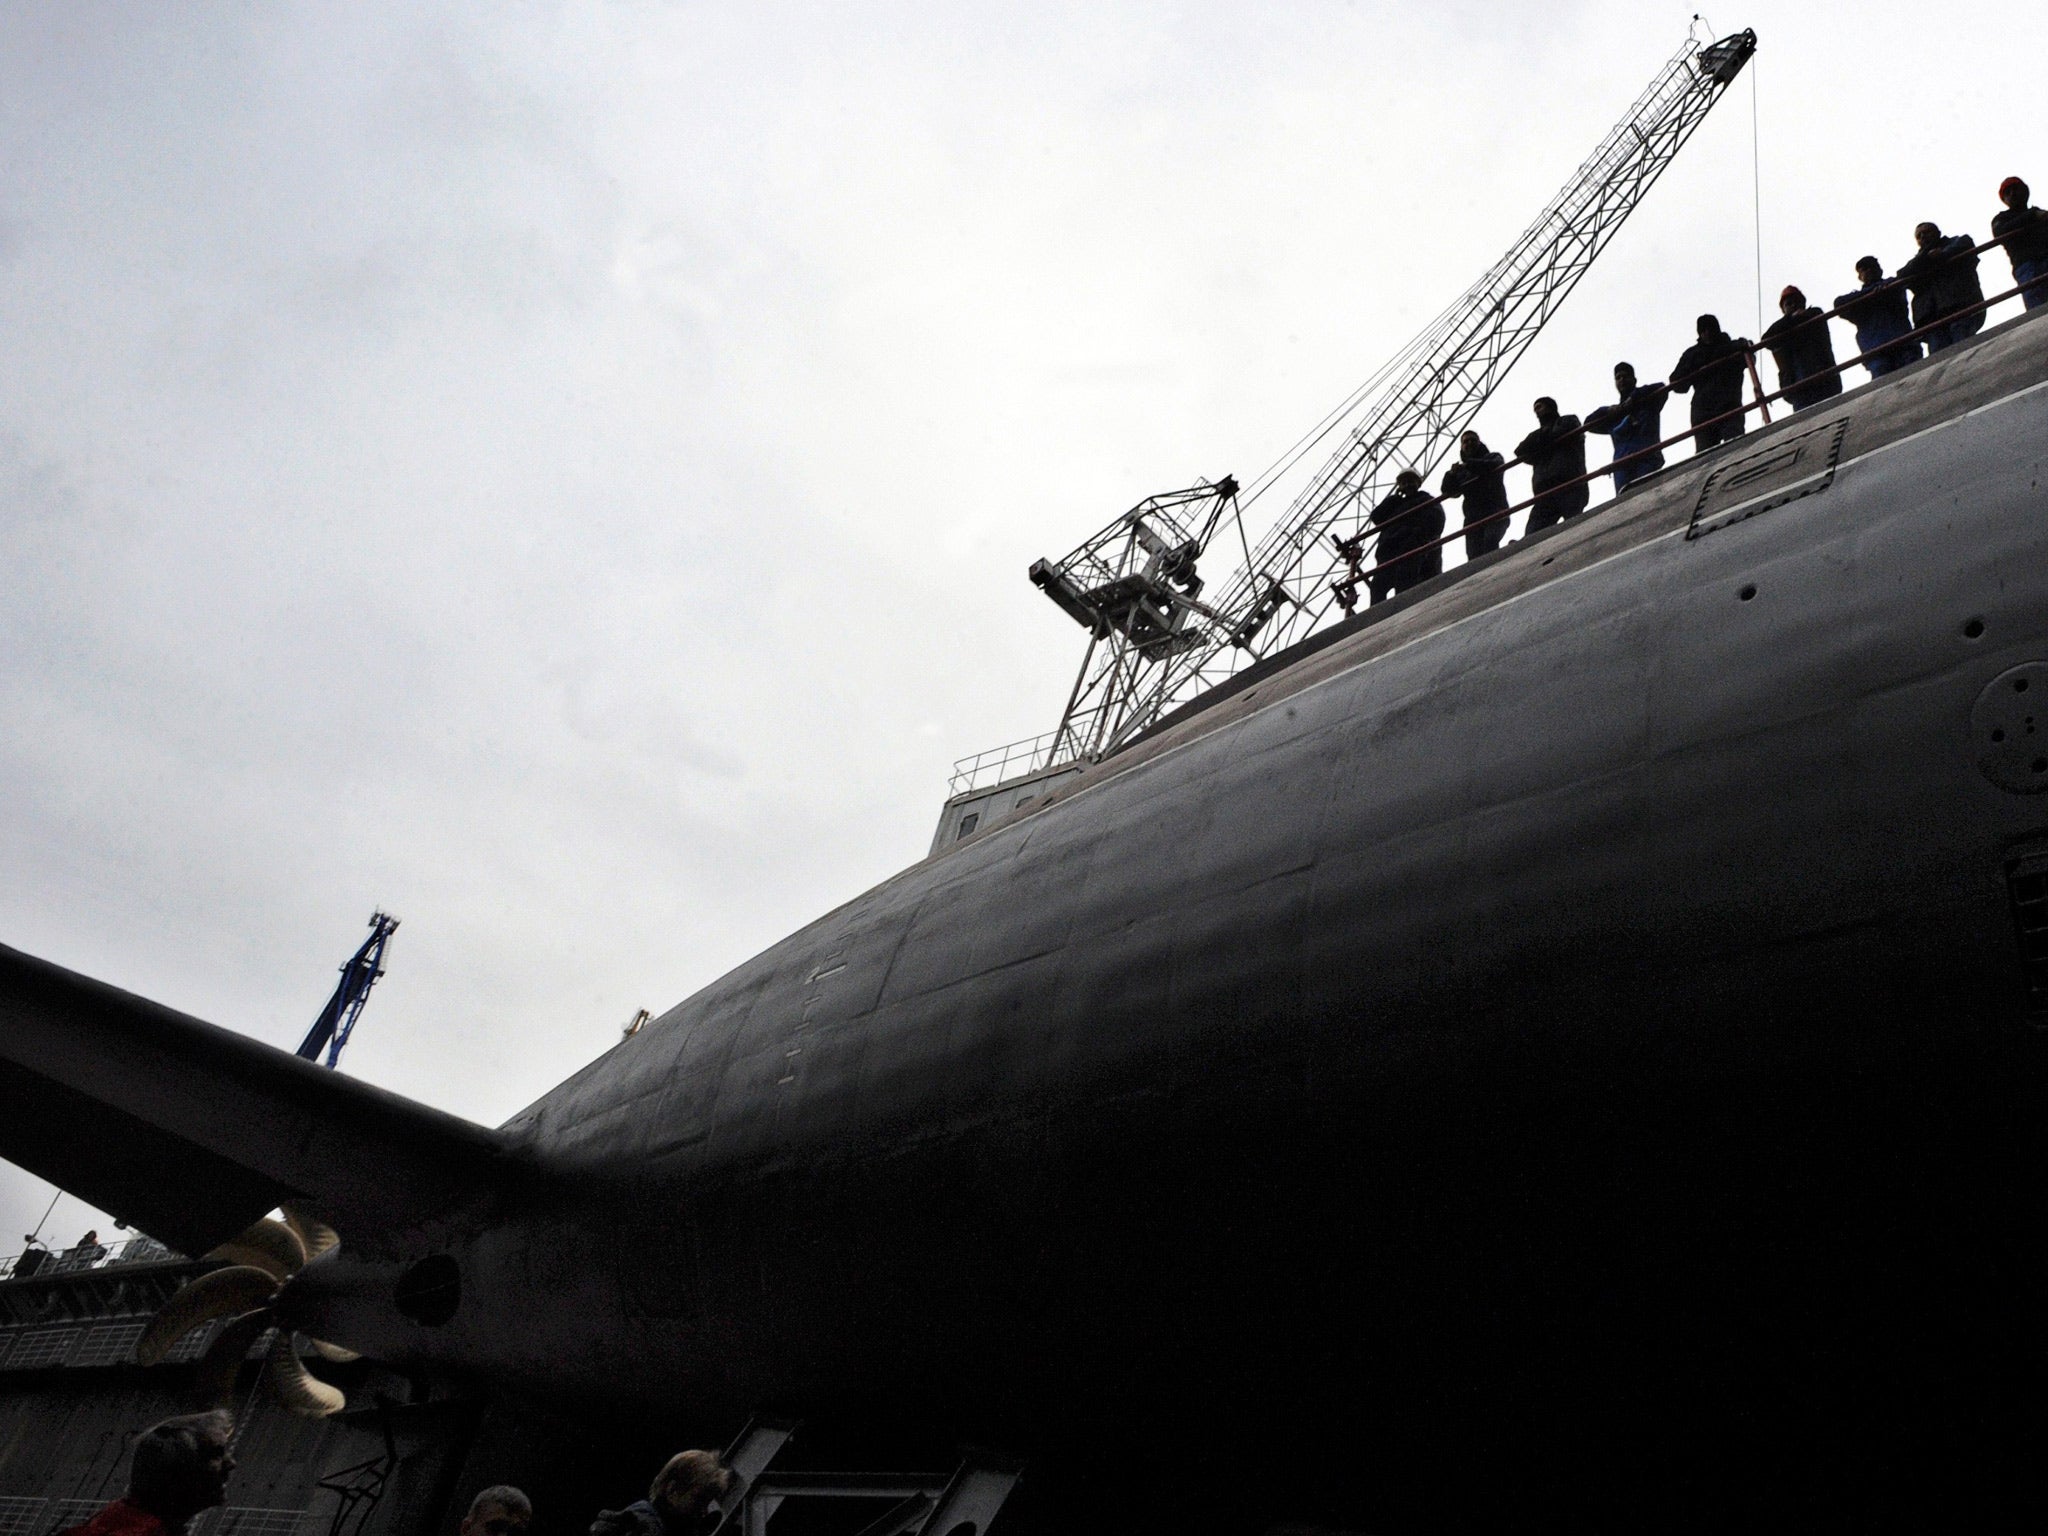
[1992,177,2048,310]
[1584,363,1672,490]
[1440,431,1511,559]
[1365,469,1444,604]
[1760,287,1844,411]
[1834,257,1921,378]
[1669,315,1754,450]
[1899,222,1985,351]
[1515,397,1589,533]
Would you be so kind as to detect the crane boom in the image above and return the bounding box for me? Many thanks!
[296,911,399,1070]
[1014,25,1756,775]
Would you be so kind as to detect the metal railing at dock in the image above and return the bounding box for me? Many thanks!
[0,1235,182,1283]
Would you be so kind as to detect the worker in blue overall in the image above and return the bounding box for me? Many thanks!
[1834,257,1921,378]
[1584,363,1672,490]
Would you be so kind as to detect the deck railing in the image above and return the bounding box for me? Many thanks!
[948,730,1070,798]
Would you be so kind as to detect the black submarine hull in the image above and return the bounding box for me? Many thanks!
[296,313,2048,1525]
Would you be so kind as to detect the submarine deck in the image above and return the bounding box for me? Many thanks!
[943,300,2048,860]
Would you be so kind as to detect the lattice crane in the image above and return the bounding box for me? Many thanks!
[296,911,399,1070]
[1021,25,1756,770]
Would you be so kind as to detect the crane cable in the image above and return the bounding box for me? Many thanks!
[24,1188,60,1247]
[1751,53,1764,335]
[1695,12,1763,331]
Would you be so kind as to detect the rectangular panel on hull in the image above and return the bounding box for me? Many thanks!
[1689,420,1850,539]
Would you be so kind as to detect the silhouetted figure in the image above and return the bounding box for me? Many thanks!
[1669,314,1754,450]
[1439,431,1510,559]
[60,1411,234,1536]
[591,1451,736,1536]
[1365,469,1444,603]
[1834,257,1921,378]
[1515,397,1589,532]
[1899,222,1985,351]
[460,1488,533,1536]
[1992,176,2048,310]
[1584,363,1671,490]
[1760,286,1844,410]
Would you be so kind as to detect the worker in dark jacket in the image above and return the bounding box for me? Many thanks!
[1439,431,1510,559]
[1992,176,2048,310]
[1760,286,1844,411]
[1514,397,1589,532]
[1583,363,1671,490]
[460,1488,533,1536]
[591,1451,736,1536]
[1669,314,1754,450]
[1365,469,1444,603]
[1899,221,1985,351]
[1834,257,1921,378]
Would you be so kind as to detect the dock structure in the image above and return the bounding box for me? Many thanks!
[0,1244,1018,1536]
[0,1240,481,1536]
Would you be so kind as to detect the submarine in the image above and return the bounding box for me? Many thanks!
[6,21,2048,1524]
[5,299,2048,1527]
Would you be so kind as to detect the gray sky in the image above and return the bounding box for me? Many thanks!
[4,0,2043,1250]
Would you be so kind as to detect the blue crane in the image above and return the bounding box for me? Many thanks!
[296,912,399,1069]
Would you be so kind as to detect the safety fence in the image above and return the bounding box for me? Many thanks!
[0,1317,218,1375]
[0,1316,323,1377]
[948,729,1068,798]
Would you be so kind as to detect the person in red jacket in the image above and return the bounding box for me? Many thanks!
[61,1411,235,1536]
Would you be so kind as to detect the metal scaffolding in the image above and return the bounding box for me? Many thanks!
[1028,477,1240,764]
[1012,25,1756,780]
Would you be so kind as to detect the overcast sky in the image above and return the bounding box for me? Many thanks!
[5,0,2044,1251]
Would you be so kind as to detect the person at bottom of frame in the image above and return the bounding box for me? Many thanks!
[1834,257,1922,378]
[1365,469,1444,604]
[459,1488,533,1536]
[61,1411,234,1536]
[591,1451,737,1536]
[1515,397,1589,532]
[1761,286,1845,411]
[1583,363,1671,490]
[1992,176,2048,310]
[1669,314,1755,451]
[1439,431,1510,559]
